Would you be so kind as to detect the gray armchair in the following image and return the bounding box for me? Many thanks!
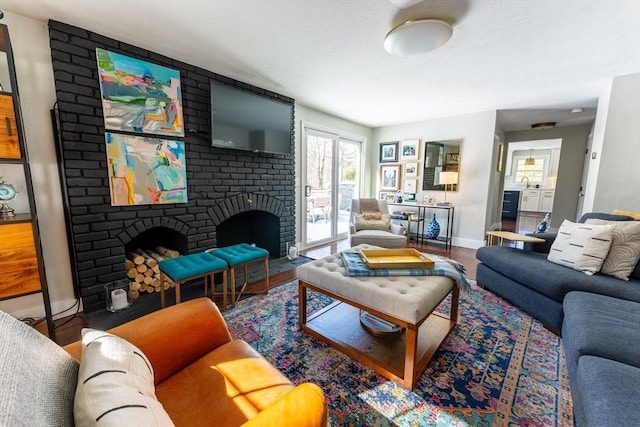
[349,198,407,248]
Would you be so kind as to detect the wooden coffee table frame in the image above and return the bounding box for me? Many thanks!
[298,279,459,390]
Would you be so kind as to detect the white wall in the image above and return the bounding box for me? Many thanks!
[0,12,76,319]
[586,72,640,213]
[372,110,497,249]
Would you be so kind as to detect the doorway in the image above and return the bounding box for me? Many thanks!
[302,124,362,248]
[503,138,562,232]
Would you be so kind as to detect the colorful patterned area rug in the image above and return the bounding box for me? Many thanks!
[223,280,573,427]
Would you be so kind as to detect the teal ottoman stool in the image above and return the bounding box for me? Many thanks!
[158,252,228,308]
[208,243,270,308]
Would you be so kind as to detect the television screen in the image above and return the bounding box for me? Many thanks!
[210,80,293,155]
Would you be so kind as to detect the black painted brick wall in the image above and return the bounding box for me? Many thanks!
[48,21,295,314]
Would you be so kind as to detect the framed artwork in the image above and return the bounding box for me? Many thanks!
[379,141,399,163]
[404,193,416,202]
[385,193,396,202]
[96,48,185,137]
[379,192,387,200]
[105,132,187,206]
[400,139,420,161]
[403,179,417,194]
[404,161,418,178]
[380,164,401,191]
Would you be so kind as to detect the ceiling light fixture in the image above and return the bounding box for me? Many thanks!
[570,107,583,114]
[384,19,453,56]
[525,149,536,166]
[530,122,556,130]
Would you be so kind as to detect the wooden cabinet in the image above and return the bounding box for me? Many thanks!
[0,219,41,299]
[0,25,54,339]
[0,93,20,158]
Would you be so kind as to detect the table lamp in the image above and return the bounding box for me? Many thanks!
[438,171,458,206]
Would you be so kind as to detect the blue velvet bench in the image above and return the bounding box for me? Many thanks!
[158,252,228,308]
[207,243,270,308]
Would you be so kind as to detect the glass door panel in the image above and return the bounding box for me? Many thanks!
[305,133,334,245]
[337,139,360,236]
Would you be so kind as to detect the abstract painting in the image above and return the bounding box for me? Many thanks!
[105,132,187,206]
[96,48,184,136]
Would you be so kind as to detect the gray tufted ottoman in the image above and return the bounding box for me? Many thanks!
[297,245,459,390]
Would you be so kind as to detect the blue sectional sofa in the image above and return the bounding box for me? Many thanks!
[475,212,640,426]
[562,292,640,426]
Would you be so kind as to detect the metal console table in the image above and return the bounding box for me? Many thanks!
[388,203,454,250]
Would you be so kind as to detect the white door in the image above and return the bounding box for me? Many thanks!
[302,124,362,248]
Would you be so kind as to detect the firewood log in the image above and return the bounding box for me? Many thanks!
[133,249,158,267]
[124,260,134,270]
[155,245,179,258]
[145,250,166,262]
[127,268,138,279]
[126,252,145,265]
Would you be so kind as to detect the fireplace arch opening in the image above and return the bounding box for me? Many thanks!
[216,211,279,257]
[124,226,188,256]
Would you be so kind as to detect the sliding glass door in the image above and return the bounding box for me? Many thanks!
[302,125,362,248]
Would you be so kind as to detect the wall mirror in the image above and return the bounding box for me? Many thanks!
[422,139,461,191]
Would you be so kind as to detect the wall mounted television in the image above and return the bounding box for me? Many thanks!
[210,80,293,155]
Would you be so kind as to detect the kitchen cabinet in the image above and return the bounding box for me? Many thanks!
[539,190,555,212]
[520,189,541,211]
[502,190,520,220]
[519,189,555,213]
[0,24,55,340]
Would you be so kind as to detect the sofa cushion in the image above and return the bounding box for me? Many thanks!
[612,208,640,220]
[354,213,391,231]
[578,212,634,222]
[563,292,640,370]
[585,218,640,280]
[0,310,78,427]
[350,229,406,248]
[575,356,640,427]
[155,340,294,427]
[476,246,640,303]
[75,328,174,427]
[547,219,614,275]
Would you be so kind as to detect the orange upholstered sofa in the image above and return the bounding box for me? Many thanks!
[64,298,327,427]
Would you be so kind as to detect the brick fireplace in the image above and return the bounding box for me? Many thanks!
[49,21,295,314]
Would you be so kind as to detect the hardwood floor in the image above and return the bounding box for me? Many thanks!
[38,238,479,346]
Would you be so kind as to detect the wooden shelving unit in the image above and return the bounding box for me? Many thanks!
[0,24,55,340]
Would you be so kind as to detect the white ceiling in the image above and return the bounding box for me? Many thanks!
[4,0,640,130]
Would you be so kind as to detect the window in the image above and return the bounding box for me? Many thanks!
[515,157,545,184]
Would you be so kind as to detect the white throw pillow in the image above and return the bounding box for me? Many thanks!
[547,219,614,275]
[74,328,174,427]
[585,219,640,280]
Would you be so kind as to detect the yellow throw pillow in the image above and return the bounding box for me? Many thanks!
[612,209,640,220]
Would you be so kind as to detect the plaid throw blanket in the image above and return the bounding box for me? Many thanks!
[340,250,471,293]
